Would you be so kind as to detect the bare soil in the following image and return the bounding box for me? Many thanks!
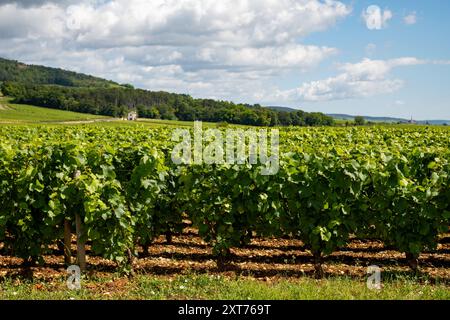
[1,230,449,287]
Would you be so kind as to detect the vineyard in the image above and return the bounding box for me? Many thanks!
[0,125,449,281]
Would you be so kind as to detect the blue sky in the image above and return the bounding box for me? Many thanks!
[296,0,450,119]
[0,0,449,120]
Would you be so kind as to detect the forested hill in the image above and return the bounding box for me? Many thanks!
[0,58,118,88]
[0,57,334,127]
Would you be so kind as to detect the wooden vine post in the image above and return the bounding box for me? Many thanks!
[73,170,87,271]
[63,219,72,265]
[406,252,419,273]
[75,213,86,271]
[313,252,324,279]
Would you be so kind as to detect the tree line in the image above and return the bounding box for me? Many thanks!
[0,58,116,88]
[1,81,334,127]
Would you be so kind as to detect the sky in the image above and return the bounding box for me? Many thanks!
[0,0,449,120]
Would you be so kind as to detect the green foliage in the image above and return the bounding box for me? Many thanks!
[185,163,281,257]
[0,57,334,127]
[279,150,369,257]
[0,97,109,123]
[354,116,366,126]
[0,125,449,272]
[0,57,117,88]
[1,274,449,300]
[3,82,334,126]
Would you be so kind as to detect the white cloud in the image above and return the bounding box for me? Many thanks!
[0,3,65,39]
[404,12,417,25]
[0,0,351,104]
[362,5,393,30]
[0,0,78,7]
[281,57,427,102]
[195,45,338,70]
[60,0,350,48]
[432,60,450,65]
[340,57,425,79]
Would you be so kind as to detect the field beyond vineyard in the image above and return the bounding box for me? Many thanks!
[0,124,449,298]
[0,97,110,123]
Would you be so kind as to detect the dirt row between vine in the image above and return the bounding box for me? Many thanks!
[1,231,449,287]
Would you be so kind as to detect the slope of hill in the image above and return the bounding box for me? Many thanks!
[0,97,110,123]
[267,106,298,113]
[0,58,334,127]
[0,57,118,88]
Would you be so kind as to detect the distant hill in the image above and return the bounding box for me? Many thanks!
[328,113,450,125]
[267,107,450,125]
[327,113,407,123]
[268,108,408,122]
[0,57,118,88]
[416,120,450,125]
[4,57,445,126]
[0,58,334,127]
[267,106,298,113]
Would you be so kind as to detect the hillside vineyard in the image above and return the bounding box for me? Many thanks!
[0,125,449,276]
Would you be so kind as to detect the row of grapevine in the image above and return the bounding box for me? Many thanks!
[0,126,449,276]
